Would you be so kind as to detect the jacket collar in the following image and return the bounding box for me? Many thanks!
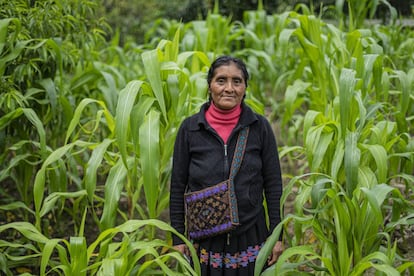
[189,101,258,131]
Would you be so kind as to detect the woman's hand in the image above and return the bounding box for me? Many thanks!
[174,244,190,256]
[267,241,283,266]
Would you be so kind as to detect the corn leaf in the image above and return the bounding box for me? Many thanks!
[142,50,167,122]
[99,158,127,230]
[39,190,87,218]
[84,138,113,202]
[22,108,46,159]
[361,144,388,184]
[34,143,77,228]
[139,110,160,219]
[115,80,144,169]
[69,237,87,276]
[344,131,360,196]
[339,68,357,136]
[0,222,48,243]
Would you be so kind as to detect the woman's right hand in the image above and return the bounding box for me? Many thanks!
[174,244,189,256]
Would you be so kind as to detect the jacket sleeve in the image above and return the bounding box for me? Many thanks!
[260,117,283,236]
[169,120,190,245]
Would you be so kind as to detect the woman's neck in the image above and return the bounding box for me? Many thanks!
[205,102,241,143]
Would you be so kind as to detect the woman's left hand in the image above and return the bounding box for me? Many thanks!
[267,241,283,266]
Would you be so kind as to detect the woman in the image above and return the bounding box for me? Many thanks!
[170,55,283,275]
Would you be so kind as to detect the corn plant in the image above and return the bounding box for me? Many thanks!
[0,0,113,210]
[257,180,413,275]
[335,0,397,31]
[254,10,413,276]
[1,0,413,275]
[0,219,199,275]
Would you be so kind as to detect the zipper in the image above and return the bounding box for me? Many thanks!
[224,144,229,174]
[207,125,239,178]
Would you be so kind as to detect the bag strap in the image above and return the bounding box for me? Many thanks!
[228,127,249,180]
[227,127,249,226]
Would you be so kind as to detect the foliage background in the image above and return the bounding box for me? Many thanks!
[100,0,414,44]
[0,0,413,275]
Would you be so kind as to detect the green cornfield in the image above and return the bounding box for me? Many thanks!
[0,0,413,275]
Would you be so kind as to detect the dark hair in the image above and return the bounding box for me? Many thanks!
[207,56,249,87]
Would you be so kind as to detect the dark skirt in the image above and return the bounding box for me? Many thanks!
[195,214,268,276]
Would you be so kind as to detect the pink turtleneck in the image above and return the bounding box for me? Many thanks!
[205,102,242,143]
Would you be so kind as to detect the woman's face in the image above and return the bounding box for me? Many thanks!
[209,62,246,110]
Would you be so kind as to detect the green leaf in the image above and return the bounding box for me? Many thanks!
[130,97,155,156]
[115,80,144,169]
[0,38,31,76]
[351,251,400,276]
[69,237,87,276]
[22,108,47,159]
[0,222,48,243]
[0,108,23,131]
[331,139,344,180]
[34,143,76,228]
[345,131,360,196]
[65,98,101,144]
[139,110,160,219]
[84,139,113,202]
[339,68,357,136]
[0,18,21,53]
[99,158,127,230]
[39,190,87,218]
[0,201,34,215]
[41,238,63,276]
[38,78,58,114]
[142,50,167,122]
[361,144,388,184]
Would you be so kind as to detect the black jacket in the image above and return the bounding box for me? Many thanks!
[170,102,283,245]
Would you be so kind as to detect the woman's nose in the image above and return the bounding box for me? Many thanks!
[224,80,235,91]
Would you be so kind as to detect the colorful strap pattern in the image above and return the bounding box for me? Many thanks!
[227,127,249,224]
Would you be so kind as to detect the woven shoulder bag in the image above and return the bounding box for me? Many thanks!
[184,127,249,240]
